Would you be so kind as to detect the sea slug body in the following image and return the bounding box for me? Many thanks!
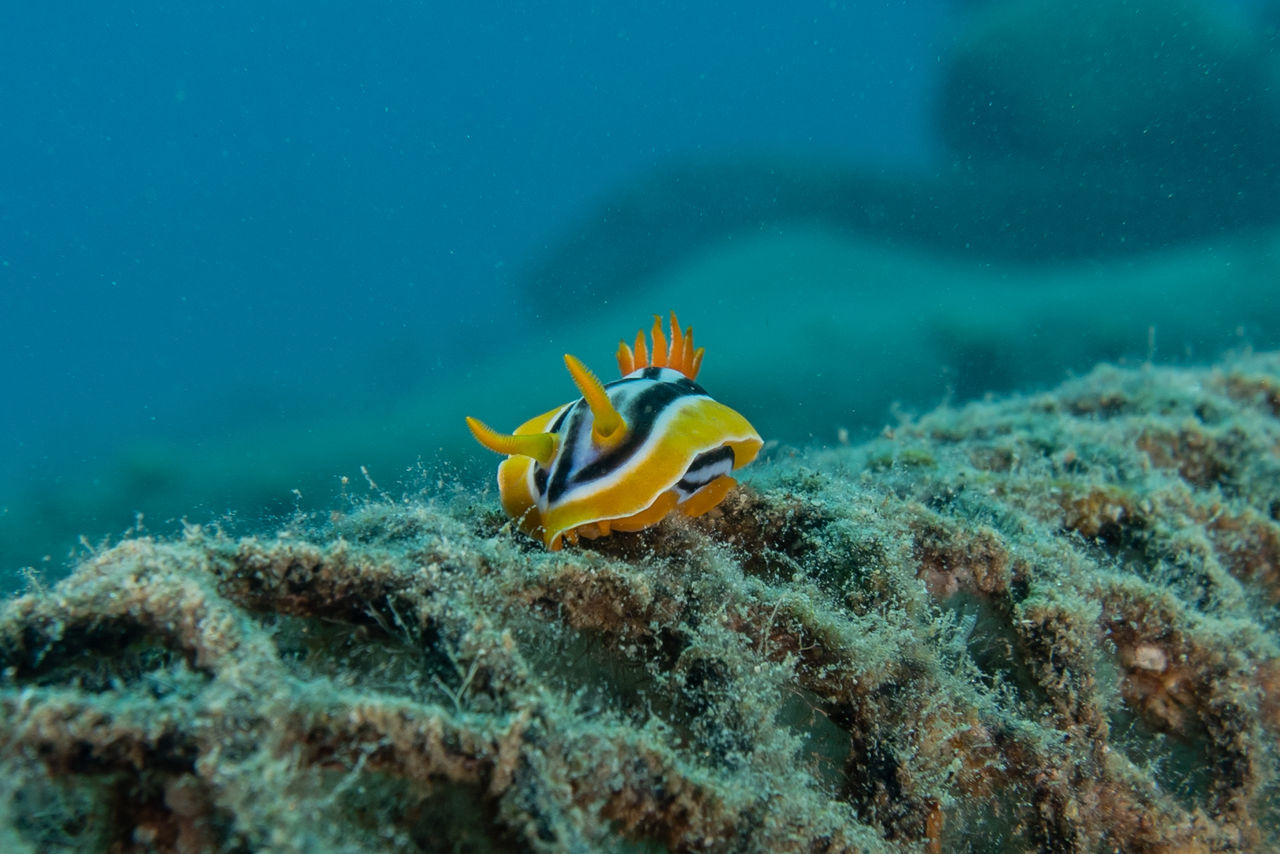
[466,312,762,549]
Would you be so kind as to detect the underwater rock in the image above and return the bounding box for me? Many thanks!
[521,1,1280,306]
[937,0,1280,169]
[519,154,1280,312]
[2,351,1278,852]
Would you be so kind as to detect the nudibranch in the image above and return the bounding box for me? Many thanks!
[466,313,762,550]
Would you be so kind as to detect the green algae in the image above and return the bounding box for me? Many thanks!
[1,352,1278,852]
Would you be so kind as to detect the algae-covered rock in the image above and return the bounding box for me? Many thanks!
[2,351,1278,852]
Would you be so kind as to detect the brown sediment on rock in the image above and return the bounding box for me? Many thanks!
[911,514,1014,599]
[1206,508,1280,602]
[2,353,1279,852]
[1222,372,1280,418]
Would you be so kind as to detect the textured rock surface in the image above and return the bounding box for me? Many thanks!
[2,352,1278,852]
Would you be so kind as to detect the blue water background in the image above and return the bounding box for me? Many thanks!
[3,1,1276,579]
[1,2,942,483]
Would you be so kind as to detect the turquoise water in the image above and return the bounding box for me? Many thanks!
[2,0,1278,584]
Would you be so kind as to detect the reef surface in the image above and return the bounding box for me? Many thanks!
[2,351,1278,852]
